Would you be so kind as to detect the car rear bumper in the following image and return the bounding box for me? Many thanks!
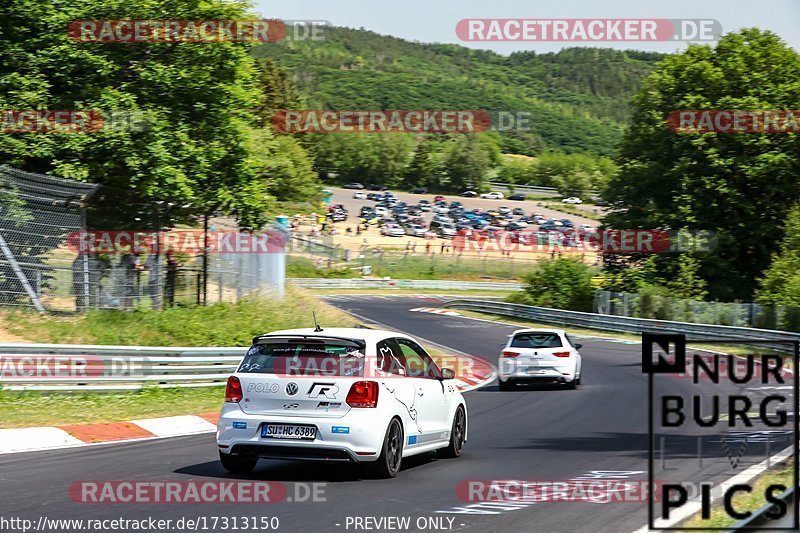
[498,360,577,382]
[229,443,360,462]
[216,406,383,463]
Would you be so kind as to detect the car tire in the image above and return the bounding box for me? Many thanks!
[437,406,466,459]
[566,378,578,390]
[498,379,513,391]
[370,418,403,479]
[219,452,258,474]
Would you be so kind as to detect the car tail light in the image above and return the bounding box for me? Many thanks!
[501,351,520,358]
[346,381,379,408]
[553,352,571,358]
[225,376,243,403]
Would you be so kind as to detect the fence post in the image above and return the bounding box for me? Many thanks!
[236,253,243,302]
[217,256,223,302]
[80,207,90,313]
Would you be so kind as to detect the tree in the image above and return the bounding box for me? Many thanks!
[604,29,800,300]
[247,129,320,203]
[0,0,271,228]
[497,156,535,186]
[255,59,303,126]
[758,204,800,307]
[306,133,414,186]
[510,258,595,312]
[442,135,499,191]
[401,138,437,189]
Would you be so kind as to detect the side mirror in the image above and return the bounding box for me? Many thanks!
[441,368,456,380]
[575,343,583,350]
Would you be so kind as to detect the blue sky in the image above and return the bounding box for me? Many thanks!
[252,0,800,54]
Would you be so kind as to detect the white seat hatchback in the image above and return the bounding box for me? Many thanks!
[498,329,583,391]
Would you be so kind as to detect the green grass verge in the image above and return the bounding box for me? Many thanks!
[288,254,538,281]
[1,288,357,346]
[0,289,361,428]
[0,386,226,429]
[679,462,794,530]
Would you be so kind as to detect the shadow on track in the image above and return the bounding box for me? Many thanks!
[476,383,580,392]
[175,452,441,482]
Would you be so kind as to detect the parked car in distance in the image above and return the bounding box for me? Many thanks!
[508,193,527,201]
[409,187,428,194]
[430,220,456,238]
[368,184,388,191]
[344,182,365,190]
[381,223,406,237]
[561,197,582,204]
[418,200,432,212]
[353,191,367,199]
[405,223,426,237]
[460,190,478,197]
[480,192,504,200]
[512,207,525,215]
[367,193,382,201]
[498,206,510,215]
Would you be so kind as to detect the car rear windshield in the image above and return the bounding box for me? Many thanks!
[238,338,366,376]
[510,333,563,348]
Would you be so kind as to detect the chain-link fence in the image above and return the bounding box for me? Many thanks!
[285,235,570,280]
[0,166,286,313]
[594,289,800,331]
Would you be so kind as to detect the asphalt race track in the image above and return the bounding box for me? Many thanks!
[0,296,795,533]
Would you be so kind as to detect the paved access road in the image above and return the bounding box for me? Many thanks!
[0,296,794,533]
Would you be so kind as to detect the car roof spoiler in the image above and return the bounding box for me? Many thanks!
[252,334,366,349]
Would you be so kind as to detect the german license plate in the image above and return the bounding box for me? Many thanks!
[261,424,317,440]
[527,368,546,374]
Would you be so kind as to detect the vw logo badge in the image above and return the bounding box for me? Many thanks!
[286,382,298,396]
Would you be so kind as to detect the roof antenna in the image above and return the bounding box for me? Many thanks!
[313,311,323,332]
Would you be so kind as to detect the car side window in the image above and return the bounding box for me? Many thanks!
[395,338,441,379]
[376,339,406,375]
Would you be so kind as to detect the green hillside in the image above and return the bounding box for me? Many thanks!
[253,26,666,156]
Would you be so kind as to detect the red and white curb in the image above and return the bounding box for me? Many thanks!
[410,307,461,316]
[0,413,219,455]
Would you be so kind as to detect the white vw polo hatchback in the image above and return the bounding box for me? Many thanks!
[217,328,468,478]
[497,328,583,390]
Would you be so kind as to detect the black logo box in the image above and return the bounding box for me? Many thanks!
[643,333,799,531]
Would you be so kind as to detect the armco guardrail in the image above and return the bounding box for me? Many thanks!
[0,343,244,392]
[0,341,496,394]
[487,181,599,198]
[289,278,522,291]
[443,299,800,349]
[487,182,560,197]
